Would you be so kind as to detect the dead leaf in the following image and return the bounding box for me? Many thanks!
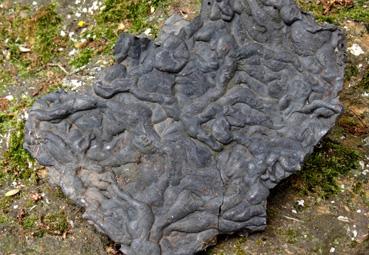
[0,98,9,111]
[5,188,20,197]
[320,0,354,15]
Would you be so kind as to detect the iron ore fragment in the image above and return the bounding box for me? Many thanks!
[24,0,345,254]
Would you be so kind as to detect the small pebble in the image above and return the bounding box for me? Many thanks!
[337,216,349,222]
[5,95,14,101]
[297,199,304,207]
[348,43,365,56]
[69,49,77,56]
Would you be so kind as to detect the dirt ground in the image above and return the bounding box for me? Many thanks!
[0,0,368,255]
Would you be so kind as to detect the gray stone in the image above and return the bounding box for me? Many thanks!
[24,0,345,254]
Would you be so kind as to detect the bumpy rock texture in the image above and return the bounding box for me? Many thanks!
[24,0,345,254]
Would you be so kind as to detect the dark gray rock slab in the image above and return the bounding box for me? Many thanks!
[24,0,345,254]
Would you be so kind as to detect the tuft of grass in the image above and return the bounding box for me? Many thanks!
[297,139,361,197]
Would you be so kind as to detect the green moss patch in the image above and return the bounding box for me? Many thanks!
[358,69,369,90]
[297,0,369,24]
[91,0,169,53]
[70,48,93,68]
[22,214,38,230]
[0,97,36,185]
[0,2,66,93]
[31,3,65,64]
[345,64,359,82]
[97,0,168,32]
[43,211,69,235]
[297,139,361,197]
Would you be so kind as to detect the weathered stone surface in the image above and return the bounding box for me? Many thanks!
[24,0,345,254]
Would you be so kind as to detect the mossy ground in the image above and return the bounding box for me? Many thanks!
[297,0,369,25]
[0,0,369,254]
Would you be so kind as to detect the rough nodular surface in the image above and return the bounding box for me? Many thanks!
[24,0,345,254]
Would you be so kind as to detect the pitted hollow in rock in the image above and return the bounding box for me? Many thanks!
[24,0,345,254]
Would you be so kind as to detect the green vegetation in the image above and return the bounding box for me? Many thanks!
[345,64,359,81]
[43,211,69,234]
[91,0,169,52]
[284,228,299,244]
[1,120,35,181]
[0,196,13,213]
[0,4,30,89]
[0,2,64,92]
[20,211,68,237]
[0,213,10,224]
[359,69,369,90]
[22,214,38,229]
[297,139,361,197]
[97,0,168,33]
[297,0,369,24]
[31,3,64,64]
[234,237,248,255]
[70,48,93,68]
[0,97,36,185]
